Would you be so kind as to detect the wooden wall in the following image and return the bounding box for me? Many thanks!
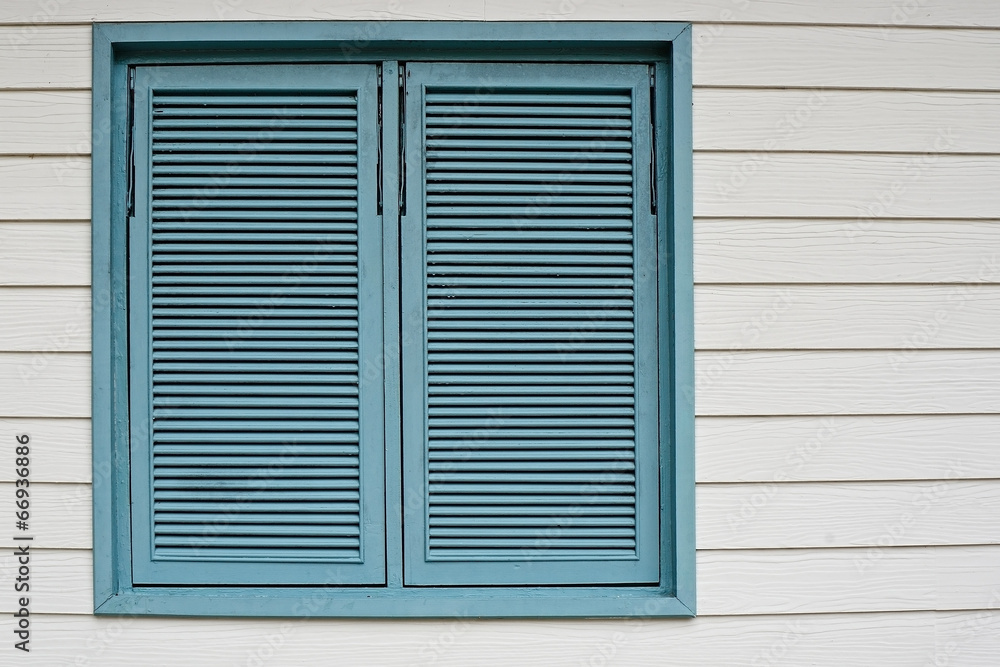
[1,1,999,663]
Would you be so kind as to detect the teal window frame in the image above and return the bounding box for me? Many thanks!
[92,20,694,618]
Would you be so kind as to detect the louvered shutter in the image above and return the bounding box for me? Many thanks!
[127,65,386,585]
[401,64,660,586]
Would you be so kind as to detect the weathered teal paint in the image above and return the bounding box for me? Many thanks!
[668,26,697,616]
[92,20,694,618]
[126,63,387,585]
[400,62,661,587]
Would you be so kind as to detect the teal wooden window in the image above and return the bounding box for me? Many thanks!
[93,21,694,617]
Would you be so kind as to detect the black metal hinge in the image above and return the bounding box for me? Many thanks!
[648,64,657,216]
[398,65,407,216]
[376,64,383,215]
[126,67,136,218]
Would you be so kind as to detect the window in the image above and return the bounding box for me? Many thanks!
[92,21,694,617]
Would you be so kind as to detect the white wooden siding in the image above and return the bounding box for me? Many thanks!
[3,0,1000,26]
[0,353,91,417]
[0,26,91,88]
[697,153,1000,218]
[696,350,1000,415]
[0,223,91,283]
[12,610,999,667]
[0,91,91,154]
[0,288,91,351]
[698,415,1000,482]
[0,159,90,219]
[695,88,1000,153]
[692,25,1000,90]
[697,285,1000,349]
[0,418,90,482]
[1,2,999,664]
[695,219,1000,283]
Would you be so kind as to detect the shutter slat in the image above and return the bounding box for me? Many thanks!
[427,104,631,117]
[428,440,632,450]
[153,503,361,513]
[153,490,361,501]
[151,419,361,431]
[156,455,360,467]
[403,64,659,586]
[426,160,632,171]
[154,118,360,129]
[152,160,358,171]
[153,548,362,559]
[428,494,636,505]
[152,130,359,140]
[154,177,358,187]
[160,516,368,534]
[431,516,635,526]
[427,117,632,128]
[424,92,631,104]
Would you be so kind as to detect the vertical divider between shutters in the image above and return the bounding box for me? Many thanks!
[381,60,404,589]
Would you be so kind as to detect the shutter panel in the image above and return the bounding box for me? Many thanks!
[401,64,660,586]
[128,65,385,585]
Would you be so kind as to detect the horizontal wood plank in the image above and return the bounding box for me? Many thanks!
[698,480,1000,550]
[0,223,90,285]
[12,545,1000,616]
[695,220,1000,284]
[697,415,1000,483]
[18,610,991,667]
[0,90,90,154]
[0,483,89,549]
[700,545,1000,616]
[694,88,1000,153]
[0,287,90,351]
[0,0,994,27]
[0,0,485,24]
[0,549,91,613]
[696,285,1000,349]
[695,350,1000,416]
[695,153,1000,219]
[0,25,90,89]
[486,0,1000,28]
[0,418,91,482]
[0,352,90,417]
[0,157,89,220]
[694,25,1000,90]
